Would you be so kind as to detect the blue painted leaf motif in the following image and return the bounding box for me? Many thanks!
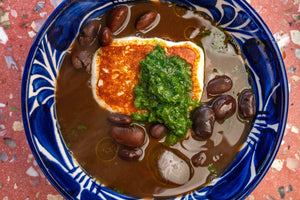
[39,152,81,197]
[219,4,236,25]
[187,0,218,7]
[32,77,53,93]
[207,157,253,199]
[28,36,62,116]
[28,34,75,169]
[242,38,281,113]
[253,124,277,168]
[81,190,103,200]
[230,10,256,31]
[195,1,260,45]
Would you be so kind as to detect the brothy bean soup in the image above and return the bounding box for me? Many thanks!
[56,1,255,198]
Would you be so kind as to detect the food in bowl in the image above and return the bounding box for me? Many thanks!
[55,1,255,198]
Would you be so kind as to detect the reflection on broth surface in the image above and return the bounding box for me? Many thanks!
[56,1,254,198]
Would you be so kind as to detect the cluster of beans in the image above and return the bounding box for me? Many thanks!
[107,113,144,161]
[71,19,101,72]
[191,75,255,143]
[72,5,255,162]
[71,5,165,161]
[109,76,254,163]
[108,113,168,161]
[71,5,158,72]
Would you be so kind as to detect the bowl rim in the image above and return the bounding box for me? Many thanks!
[21,0,289,199]
[227,1,289,199]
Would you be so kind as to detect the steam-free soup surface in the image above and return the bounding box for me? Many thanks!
[56,1,253,198]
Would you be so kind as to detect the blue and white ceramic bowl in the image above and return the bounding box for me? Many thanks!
[21,0,288,199]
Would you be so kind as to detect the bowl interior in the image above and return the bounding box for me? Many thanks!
[21,0,288,199]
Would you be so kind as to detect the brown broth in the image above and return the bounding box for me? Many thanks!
[56,1,253,198]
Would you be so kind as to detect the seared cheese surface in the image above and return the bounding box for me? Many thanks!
[91,37,204,114]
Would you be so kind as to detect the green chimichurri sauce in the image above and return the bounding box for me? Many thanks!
[132,45,200,145]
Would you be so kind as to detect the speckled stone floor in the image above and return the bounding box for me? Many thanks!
[0,0,299,199]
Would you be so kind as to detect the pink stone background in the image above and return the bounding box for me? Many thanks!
[0,0,299,199]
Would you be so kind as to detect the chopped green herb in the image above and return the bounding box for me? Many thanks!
[170,2,176,6]
[218,26,224,32]
[113,188,123,194]
[131,111,149,123]
[198,27,211,38]
[77,125,87,130]
[132,45,200,145]
[173,4,188,17]
[65,142,71,148]
[71,129,77,135]
[208,163,219,175]
[80,161,86,167]
[197,43,204,49]
[71,125,87,135]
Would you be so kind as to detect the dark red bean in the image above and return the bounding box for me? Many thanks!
[71,49,92,72]
[78,20,100,46]
[150,123,168,139]
[136,11,158,31]
[212,95,236,120]
[110,125,145,147]
[191,152,206,167]
[206,75,233,95]
[108,6,128,33]
[107,113,132,125]
[99,27,112,46]
[118,147,143,161]
[238,89,255,119]
[192,105,215,139]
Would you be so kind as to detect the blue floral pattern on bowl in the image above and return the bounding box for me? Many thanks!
[21,0,288,199]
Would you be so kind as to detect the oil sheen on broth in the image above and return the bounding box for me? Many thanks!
[56,1,254,198]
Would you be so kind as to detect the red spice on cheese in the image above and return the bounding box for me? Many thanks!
[95,43,201,114]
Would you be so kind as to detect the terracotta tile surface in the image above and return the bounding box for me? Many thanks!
[0,0,299,199]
